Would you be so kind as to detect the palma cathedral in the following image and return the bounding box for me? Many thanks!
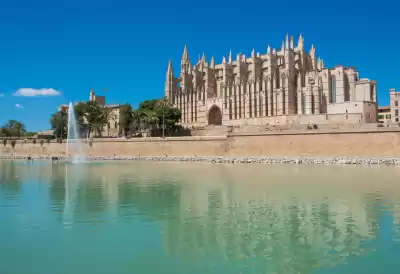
[165,33,378,127]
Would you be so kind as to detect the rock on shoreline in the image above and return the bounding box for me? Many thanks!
[1,155,400,165]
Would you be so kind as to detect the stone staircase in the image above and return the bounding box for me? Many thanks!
[202,125,229,136]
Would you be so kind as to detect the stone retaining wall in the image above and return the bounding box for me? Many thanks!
[1,130,400,158]
[2,155,400,165]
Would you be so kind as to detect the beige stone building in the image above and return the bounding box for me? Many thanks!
[377,106,391,124]
[165,33,378,127]
[389,88,400,124]
[59,89,122,137]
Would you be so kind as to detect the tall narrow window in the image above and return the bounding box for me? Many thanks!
[318,77,323,113]
[330,75,336,104]
[229,99,232,120]
[302,93,306,114]
[370,85,374,101]
[344,74,350,102]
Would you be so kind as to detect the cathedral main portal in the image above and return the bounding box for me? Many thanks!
[208,105,222,125]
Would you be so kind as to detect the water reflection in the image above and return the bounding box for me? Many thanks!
[1,161,400,273]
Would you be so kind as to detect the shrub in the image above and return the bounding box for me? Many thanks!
[40,139,44,146]
[10,140,16,148]
[313,124,318,129]
[3,139,6,146]
[377,123,384,128]
[306,124,313,130]
[32,139,37,144]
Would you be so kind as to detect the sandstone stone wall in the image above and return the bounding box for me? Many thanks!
[1,130,400,157]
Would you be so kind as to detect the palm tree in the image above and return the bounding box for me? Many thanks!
[155,97,171,138]
[139,110,159,137]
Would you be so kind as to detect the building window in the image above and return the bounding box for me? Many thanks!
[395,100,398,107]
[330,75,336,104]
[396,118,399,123]
[302,93,306,114]
[370,85,374,101]
[396,110,399,117]
[344,74,350,101]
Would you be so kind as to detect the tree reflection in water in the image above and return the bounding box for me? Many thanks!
[2,161,400,273]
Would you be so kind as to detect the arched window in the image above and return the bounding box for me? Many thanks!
[330,75,336,104]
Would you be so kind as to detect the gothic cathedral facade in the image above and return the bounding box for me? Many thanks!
[165,34,377,127]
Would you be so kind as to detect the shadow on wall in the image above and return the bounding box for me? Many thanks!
[147,128,192,137]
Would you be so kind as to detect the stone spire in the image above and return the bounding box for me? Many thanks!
[210,56,215,68]
[267,44,271,54]
[317,57,322,70]
[222,56,226,64]
[281,41,285,51]
[167,59,173,77]
[229,49,233,64]
[298,34,304,49]
[310,44,317,70]
[310,44,315,54]
[181,45,189,62]
[251,48,255,58]
[290,36,294,49]
[285,33,289,49]
[201,52,206,62]
[89,88,95,101]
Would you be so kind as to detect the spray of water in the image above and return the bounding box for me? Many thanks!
[67,102,87,163]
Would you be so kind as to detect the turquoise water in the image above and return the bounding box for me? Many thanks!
[1,161,400,274]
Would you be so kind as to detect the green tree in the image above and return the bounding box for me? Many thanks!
[138,110,159,136]
[1,120,26,138]
[119,104,134,137]
[25,132,38,137]
[102,107,118,136]
[73,102,87,134]
[50,109,68,139]
[155,97,171,138]
[75,101,107,137]
[137,98,181,136]
[0,127,11,137]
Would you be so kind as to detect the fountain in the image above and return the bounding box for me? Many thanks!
[67,102,87,163]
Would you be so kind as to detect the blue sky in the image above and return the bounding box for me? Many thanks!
[0,0,398,131]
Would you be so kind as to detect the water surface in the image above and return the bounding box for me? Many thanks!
[1,161,400,274]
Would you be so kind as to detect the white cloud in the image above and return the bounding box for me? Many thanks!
[15,104,24,109]
[13,88,61,97]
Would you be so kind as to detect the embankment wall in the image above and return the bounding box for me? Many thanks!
[1,130,400,157]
